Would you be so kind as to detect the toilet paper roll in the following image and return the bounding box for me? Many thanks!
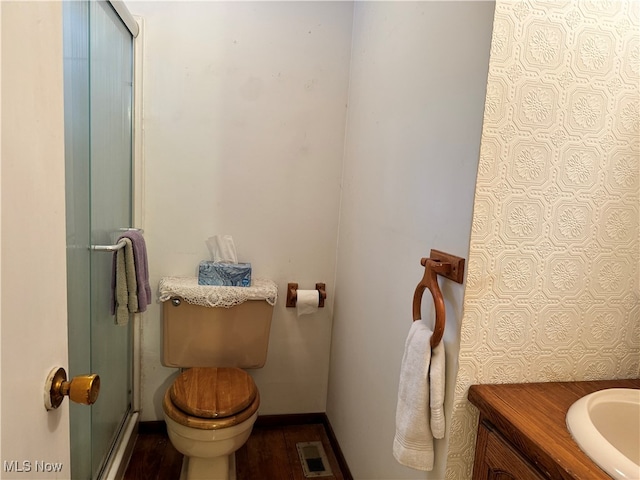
[297,290,319,317]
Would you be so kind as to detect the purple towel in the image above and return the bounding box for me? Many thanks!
[120,230,151,312]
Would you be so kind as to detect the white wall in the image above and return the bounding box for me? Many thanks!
[326,2,495,479]
[126,1,354,419]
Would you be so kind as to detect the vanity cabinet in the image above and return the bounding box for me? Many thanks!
[468,379,640,480]
[473,416,546,480]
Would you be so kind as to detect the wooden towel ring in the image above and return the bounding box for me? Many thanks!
[412,250,465,349]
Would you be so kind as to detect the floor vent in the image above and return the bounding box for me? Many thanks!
[296,441,334,477]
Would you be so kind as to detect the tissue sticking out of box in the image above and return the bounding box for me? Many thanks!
[206,234,238,263]
[200,235,251,286]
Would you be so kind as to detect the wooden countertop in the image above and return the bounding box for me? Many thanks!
[468,379,640,480]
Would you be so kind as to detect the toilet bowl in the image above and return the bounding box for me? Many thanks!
[162,367,260,480]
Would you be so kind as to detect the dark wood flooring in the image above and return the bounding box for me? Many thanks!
[123,425,182,480]
[123,415,351,480]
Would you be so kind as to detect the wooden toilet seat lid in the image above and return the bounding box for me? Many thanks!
[163,388,260,430]
[170,367,258,419]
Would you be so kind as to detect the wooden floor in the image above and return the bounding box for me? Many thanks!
[124,419,350,480]
[123,426,182,480]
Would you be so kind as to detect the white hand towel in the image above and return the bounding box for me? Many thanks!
[393,321,435,471]
[430,341,446,439]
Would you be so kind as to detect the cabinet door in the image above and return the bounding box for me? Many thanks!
[473,421,547,480]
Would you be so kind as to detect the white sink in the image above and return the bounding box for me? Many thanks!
[567,388,640,480]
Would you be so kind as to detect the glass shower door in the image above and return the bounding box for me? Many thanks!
[89,0,134,477]
[64,1,134,478]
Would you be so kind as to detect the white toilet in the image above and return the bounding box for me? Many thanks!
[161,291,275,480]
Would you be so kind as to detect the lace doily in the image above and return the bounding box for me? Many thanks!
[158,277,278,308]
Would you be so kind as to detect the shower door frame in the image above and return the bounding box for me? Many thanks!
[65,2,144,478]
[99,6,144,478]
[92,3,144,479]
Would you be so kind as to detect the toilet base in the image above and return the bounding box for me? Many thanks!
[179,453,237,480]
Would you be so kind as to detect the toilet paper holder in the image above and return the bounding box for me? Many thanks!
[286,282,326,308]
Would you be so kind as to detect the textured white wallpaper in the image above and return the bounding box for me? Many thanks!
[446,1,639,477]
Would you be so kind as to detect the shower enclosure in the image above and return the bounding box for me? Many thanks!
[63,1,138,478]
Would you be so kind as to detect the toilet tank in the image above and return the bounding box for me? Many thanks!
[162,297,274,369]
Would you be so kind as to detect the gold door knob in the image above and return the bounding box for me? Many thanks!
[45,367,100,411]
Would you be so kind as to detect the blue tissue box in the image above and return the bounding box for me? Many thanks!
[198,261,252,287]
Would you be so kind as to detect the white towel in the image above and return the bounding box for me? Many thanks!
[430,341,446,439]
[393,321,435,471]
